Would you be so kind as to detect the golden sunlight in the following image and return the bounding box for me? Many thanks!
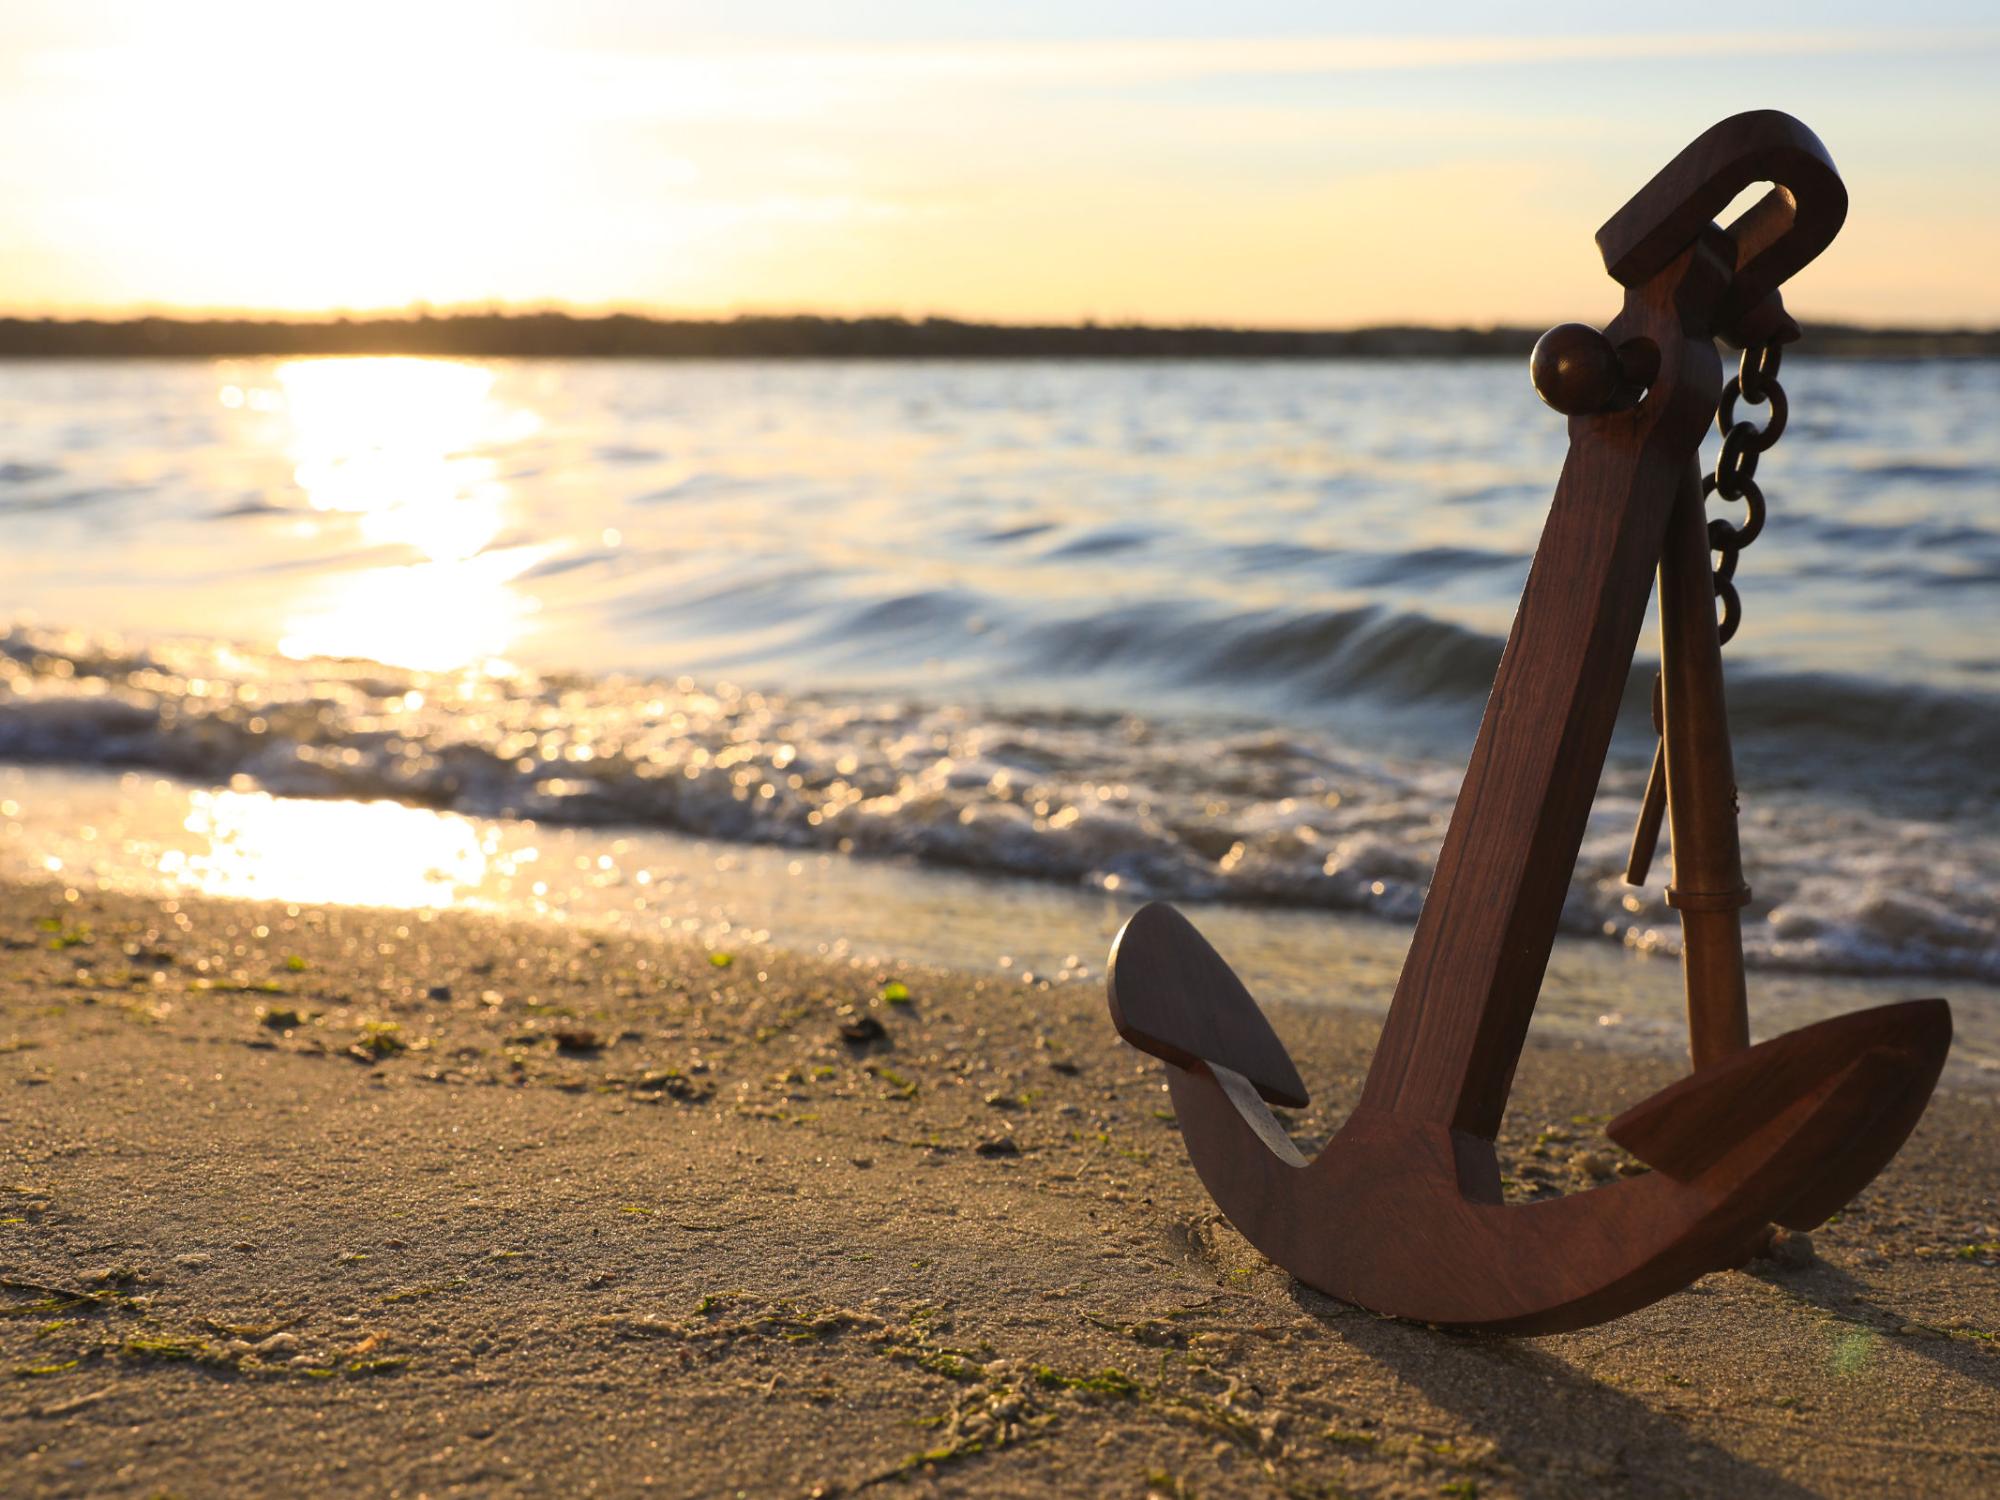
[160,788,493,908]
[275,358,520,561]
[276,550,545,673]
[257,358,545,670]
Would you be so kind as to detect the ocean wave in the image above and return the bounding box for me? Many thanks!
[1001,601,1999,798]
[2,624,1994,984]
[1012,602,1507,710]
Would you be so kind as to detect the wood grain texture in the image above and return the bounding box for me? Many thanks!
[1354,234,1730,1138]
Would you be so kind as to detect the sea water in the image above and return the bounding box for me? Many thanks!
[1,356,1995,1061]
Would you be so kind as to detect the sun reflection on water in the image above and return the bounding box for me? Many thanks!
[277,549,544,674]
[261,357,543,671]
[159,789,495,909]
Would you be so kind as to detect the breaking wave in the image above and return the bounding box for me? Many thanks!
[4,624,1995,983]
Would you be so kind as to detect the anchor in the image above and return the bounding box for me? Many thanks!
[1103,112,1952,1334]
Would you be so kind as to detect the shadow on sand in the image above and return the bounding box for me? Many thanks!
[1742,1256,2000,1395]
[1288,1283,1824,1498]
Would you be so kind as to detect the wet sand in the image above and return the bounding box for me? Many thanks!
[2,879,1996,1497]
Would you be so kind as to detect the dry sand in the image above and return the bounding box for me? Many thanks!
[2,878,1996,1498]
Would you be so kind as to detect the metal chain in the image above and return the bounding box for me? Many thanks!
[1625,340,1789,886]
[1705,341,1787,644]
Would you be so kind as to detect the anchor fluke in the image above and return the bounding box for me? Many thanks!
[1607,998,1951,1229]
[1107,901,1308,1109]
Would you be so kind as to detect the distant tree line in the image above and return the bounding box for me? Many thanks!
[0,312,1991,360]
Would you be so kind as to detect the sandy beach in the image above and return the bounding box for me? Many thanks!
[3,877,1995,1498]
[4,9,1997,1496]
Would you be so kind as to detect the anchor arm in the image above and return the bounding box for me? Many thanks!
[1170,999,1948,1333]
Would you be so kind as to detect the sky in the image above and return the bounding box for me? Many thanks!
[2,2,1996,326]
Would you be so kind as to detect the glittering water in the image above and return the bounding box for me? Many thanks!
[1,356,1996,986]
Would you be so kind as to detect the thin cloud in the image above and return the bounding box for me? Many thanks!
[646,28,2000,82]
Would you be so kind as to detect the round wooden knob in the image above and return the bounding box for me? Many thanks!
[1530,323,1625,414]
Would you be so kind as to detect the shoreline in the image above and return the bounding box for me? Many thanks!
[3,878,1997,1497]
[8,764,1999,1090]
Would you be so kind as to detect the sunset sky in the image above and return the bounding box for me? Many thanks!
[3,2,1996,326]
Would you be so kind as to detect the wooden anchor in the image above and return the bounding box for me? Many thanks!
[1103,112,1952,1334]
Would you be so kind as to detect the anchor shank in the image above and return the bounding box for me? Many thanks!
[1356,240,1729,1139]
[1657,456,1752,1068]
[1354,437,1682,1136]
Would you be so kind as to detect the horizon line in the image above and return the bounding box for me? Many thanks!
[5,307,1997,337]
